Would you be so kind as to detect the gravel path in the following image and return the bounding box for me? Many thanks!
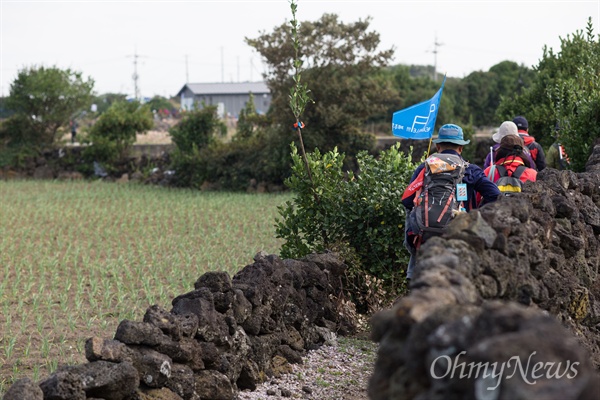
[236,335,377,400]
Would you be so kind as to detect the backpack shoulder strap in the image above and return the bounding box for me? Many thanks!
[512,165,528,179]
[495,165,508,177]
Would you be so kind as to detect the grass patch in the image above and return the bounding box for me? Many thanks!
[0,180,291,393]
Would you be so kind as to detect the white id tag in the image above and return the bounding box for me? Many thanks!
[456,183,468,201]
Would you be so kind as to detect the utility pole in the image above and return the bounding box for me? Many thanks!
[431,34,444,82]
[250,57,253,82]
[185,54,189,83]
[127,48,146,100]
[221,47,224,83]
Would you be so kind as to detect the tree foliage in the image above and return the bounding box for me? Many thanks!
[457,61,535,127]
[550,20,600,171]
[246,13,397,161]
[169,104,226,153]
[381,65,454,126]
[87,100,153,159]
[234,93,269,141]
[5,65,94,146]
[168,104,228,188]
[375,61,535,136]
[145,96,178,113]
[276,143,417,295]
[91,93,128,115]
[497,18,599,169]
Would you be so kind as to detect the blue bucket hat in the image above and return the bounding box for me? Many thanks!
[433,124,470,145]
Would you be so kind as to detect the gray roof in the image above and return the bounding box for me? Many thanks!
[178,81,270,96]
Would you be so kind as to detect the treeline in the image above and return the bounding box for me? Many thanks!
[1,15,598,186]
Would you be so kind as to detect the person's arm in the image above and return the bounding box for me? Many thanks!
[401,164,425,211]
[483,152,492,170]
[472,167,501,206]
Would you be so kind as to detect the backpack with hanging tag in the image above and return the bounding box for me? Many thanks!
[408,153,468,246]
[494,164,526,194]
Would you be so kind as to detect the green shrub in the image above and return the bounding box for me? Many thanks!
[0,115,38,148]
[88,100,153,155]
[79,135,121,176]
[234,93,269,141]
[169,145,208,189]
[171,127,293,191]
[168,104,229,188]
[275,142,418,295]
[169,105,226,153]
[80,100,152,175]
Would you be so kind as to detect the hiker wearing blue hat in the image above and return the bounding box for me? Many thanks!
[432,123,471,145]
[401,124,501,282]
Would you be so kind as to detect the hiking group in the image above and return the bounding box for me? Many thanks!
[401,116,570,281]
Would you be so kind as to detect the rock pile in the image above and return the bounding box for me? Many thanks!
[3,252,355,400]
[368,145,600,399]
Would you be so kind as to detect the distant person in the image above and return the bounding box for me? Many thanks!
[484,134,537,194]
[546,123,571,170]
[70,119,78,144]
[513,116,546,171]
[547,140,571,170]
[483,121,535,170]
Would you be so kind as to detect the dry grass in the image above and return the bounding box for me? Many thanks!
[59,117,237,146]
[135,130,172,144]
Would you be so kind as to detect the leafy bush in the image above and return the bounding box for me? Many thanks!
[234,93,269,141]
[275,142,418,295]
[88,100,153,154]
[171,127,293,191]
[168,104,229,188]
[169,104,226,153]
[79,134,121,176]
[80,100,152,175]
[0,115,37,148]
[169,145,208,189]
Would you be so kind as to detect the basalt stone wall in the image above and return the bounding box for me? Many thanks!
[368,145,600,399]
[0,146,173,185]
[3,252,355,400]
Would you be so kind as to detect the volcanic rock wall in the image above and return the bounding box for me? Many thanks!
[368,146,600,399]
[3,252,354,400]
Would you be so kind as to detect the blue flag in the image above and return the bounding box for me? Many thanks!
[391,76,446,139]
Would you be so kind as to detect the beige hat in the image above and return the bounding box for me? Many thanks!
[492,121,519,143]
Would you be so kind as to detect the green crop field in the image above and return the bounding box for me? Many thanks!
[0,180,292,393]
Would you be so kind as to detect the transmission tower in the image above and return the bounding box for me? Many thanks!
[429,34,444,82]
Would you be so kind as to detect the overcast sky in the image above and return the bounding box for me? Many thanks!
[1,0,598,98]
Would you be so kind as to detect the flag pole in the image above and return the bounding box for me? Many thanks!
[427,136,433,157]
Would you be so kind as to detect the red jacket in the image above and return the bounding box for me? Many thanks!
[519,131,546,171]
[483,156,537,183]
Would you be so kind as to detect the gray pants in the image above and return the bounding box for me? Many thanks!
[404,222,417,280]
